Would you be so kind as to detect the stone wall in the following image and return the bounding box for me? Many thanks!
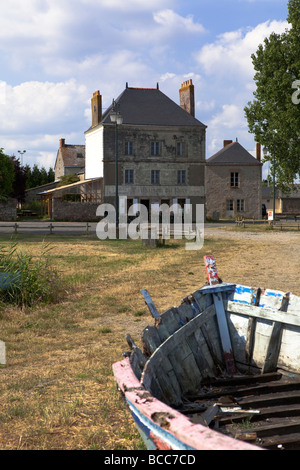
[205,165,262,219]
[52,198,99,221]
[103,124,206,221]
[0,198,17,221]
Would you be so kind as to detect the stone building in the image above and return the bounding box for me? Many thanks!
[85,80,206,221]
[54,138,85,181]
[205,140,262,219]
[262,184,300,216]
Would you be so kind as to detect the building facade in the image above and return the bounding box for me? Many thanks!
[85,81,206,221]
[205,140,262,219]
[54,138,85,181]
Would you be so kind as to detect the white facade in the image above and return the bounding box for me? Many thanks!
[85,126,104,179]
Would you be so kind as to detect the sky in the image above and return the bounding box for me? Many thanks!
[0,0,290,179]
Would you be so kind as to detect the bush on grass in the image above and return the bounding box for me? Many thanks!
[0,242,61,308]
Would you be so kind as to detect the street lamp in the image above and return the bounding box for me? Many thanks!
[110,100,123,234]
[18,149,26,166]
[263,146,276,221]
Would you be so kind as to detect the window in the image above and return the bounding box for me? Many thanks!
[237,199,244,212]
[176,142,186,156]
[151,170,160,184]
[125,169,134,184]
[226,199,234,211]
[230,172,239,187]
[177,170,186,185]
[151,141,161,156]
[125,141,133,156]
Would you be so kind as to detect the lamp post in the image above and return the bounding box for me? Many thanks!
[110,99,123,234]
[18,149,26,166]
[263,147,276,221]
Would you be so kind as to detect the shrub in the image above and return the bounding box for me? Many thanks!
[0,242,61,308]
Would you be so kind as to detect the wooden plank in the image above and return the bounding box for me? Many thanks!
[141,289,160,319]
[126,334,147,381]
[141,351,183,407]
[245,317,256,366]
[158,301,205,395]
[141,305,217,395]
[226,301,300,327]
[262,322,283,374]
[212,291,236,375]
[185,294,222,375]
[204,255,236,375]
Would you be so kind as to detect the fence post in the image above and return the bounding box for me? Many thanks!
[0,340,5,365]
[14,223,18,234]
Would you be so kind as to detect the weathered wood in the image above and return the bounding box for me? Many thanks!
[262,322,283,374]
[203,255,236,375]
[226,300,300,327]
[245,317,256,366]
[212,291,236,375]
[141,289,160,319]
[141,305,216,399]
[198,404,220,426]
[126,334,147,381]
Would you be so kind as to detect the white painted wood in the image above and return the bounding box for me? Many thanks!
[226,301,300,327]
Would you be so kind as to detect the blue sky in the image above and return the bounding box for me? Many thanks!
[0,0,289,178]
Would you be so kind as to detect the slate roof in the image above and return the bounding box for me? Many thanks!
[87,86,206,131]
[57,144,85,168]
[262,184,300,199]
[206,141,261,166]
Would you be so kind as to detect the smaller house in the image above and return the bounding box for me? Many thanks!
[205,140,262,219]
[262,184,300,216]
[54,138,85,181]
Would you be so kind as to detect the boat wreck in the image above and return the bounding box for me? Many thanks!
[113,255,300,450]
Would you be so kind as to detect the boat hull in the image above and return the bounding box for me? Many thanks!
[113,274,300,451]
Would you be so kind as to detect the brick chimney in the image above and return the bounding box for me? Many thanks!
[256,142,261,161]
[91,90,102,127]
[179,79,195,117]
[223,140,233,148]
[60,138,65,148]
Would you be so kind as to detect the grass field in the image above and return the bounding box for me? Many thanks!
[0,227,299,450]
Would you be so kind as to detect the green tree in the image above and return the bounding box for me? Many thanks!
[58,173,79,187]
[47,167,55,183]
[244,0,300,192]
[10,156,27,204]
[0,149,15,199]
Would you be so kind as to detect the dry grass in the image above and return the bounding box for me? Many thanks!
[0,227,299,450]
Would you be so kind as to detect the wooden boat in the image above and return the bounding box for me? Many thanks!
[113,255,300,451]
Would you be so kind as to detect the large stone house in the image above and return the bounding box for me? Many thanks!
[84,80,206,221]
[205,140,262,219]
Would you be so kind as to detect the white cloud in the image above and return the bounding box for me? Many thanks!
[210,104,246,129]
[195,20,288,79]
[153,9,206,34]
[0,79,87,134]
[82,0,172,10]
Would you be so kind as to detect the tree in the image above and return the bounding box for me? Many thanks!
[244,0,300,192]
[0,149,15,199]
[10,156,27,204]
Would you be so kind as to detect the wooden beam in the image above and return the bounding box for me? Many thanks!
[141,289,160,319]
[226,301,300,328]
[204,255,236,375]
